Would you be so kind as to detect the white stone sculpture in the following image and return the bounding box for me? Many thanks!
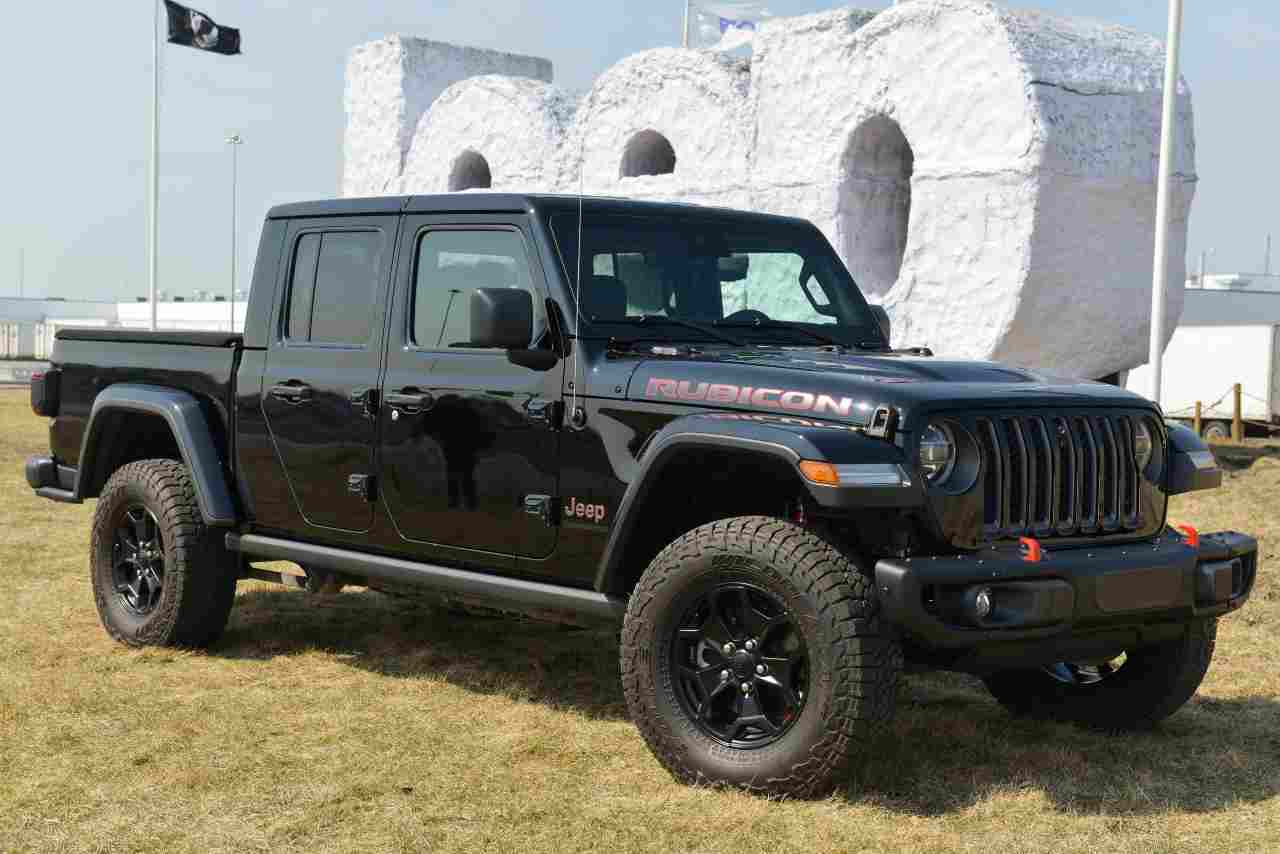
[342,0,1196,380]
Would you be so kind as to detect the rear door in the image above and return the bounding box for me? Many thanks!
[377,216,563,569]
[261,216,396,535]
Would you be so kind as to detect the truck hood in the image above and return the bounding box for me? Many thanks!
[622,347,1153,429]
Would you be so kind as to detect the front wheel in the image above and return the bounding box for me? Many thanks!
[983,618,1217,730]
[620,517,901,798]
[90,460,238,648]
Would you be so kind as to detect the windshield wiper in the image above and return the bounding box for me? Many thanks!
[610,315,745,347]
[714,319,847,348]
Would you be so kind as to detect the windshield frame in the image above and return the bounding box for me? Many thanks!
[547,209,887,349]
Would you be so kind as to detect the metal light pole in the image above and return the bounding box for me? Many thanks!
[682,0,691,47]
[226,134,243,332]
[1147,0,1185,406]
[149,0,161,330]
[1198,248,1213,286]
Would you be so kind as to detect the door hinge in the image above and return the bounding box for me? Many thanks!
[348,473,377,502]
[350,387,379,417]
[527,399,565,429]
[523,494,558,528]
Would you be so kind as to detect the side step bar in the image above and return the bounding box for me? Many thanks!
[227,533,627,625]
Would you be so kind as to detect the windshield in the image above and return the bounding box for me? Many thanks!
[550,213,884,348]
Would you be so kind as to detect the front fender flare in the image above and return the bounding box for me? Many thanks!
[594,414,920,594]
[76,384,238,527]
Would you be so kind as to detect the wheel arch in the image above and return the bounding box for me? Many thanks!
[594,416,917,597]
[76,384,238,527]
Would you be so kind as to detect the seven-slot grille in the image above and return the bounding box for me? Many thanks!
[972,413,1145,541]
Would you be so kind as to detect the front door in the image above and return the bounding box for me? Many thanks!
[261,216,396,535]
[378,217,562,568]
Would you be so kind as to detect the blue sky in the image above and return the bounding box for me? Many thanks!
[2,1,1277,301]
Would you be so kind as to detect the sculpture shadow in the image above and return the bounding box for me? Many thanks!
[217,586,1280,816]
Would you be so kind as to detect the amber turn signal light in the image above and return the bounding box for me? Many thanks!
[798,461,840,486]
[1175,524,1200,548]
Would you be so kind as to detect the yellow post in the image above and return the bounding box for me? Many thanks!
[1193,400,1202,436]
[1233,383,1244,442]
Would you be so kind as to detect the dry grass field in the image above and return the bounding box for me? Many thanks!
[0,387,1277,853]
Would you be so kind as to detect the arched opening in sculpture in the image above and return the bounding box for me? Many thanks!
[838,116,914,297]
[448,150,493,191]
[620,130,677,178]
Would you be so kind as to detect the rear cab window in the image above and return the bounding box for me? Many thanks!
[284,230,387,347]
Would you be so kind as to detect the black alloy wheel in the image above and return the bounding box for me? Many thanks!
[1040,654,1128,687]
[112,505,166,616]
[90,459,238,648]
[670,582,808,748]
[983,618,1217,730]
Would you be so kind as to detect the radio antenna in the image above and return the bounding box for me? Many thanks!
[569,89,594,425]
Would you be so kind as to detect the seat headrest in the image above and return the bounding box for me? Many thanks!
[584,275,627,321]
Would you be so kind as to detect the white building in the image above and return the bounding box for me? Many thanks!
[0,297,243,364]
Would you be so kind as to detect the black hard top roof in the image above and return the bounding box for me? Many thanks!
[266,193,812,228]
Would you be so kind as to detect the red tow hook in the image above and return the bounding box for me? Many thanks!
[1175,524,1200,549]
[1019,536,1044,563]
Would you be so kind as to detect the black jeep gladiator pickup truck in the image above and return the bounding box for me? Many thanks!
[26,194,1257,797]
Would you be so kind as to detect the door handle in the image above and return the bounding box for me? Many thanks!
[385,390,434,413]
[270,383,313,403]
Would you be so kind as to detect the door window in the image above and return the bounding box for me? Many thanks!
[412,230,542,350]
[286,231,384,346]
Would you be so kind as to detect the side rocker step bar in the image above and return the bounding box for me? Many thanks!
[226,533,626,625]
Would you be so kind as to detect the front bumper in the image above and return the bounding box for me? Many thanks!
[875,528,1257,650]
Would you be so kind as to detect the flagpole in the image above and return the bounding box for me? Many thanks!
[682,0,691,48]
[226,134,243,332]
[149,0,161,330]
[1147,0,1184,405]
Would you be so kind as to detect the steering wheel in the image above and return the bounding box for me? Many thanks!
[723,309,770,324]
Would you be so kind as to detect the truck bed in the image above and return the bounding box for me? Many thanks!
[47,328,242,470]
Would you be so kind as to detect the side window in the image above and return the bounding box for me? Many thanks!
[412,229,542,349]
[287,234,320,341]
[285,230,384,346]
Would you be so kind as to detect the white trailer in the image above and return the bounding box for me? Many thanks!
[0,322,16,359]
[1128,289,1280,439]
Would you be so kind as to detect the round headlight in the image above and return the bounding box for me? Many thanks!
[919,422,956,482]
[1133,420,1154,472]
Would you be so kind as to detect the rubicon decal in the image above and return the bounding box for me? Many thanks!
[645,377,861,418]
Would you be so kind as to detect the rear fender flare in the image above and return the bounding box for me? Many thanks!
[76,384,238,527]
[594,414,918,594]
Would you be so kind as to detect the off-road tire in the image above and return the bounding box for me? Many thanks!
[982,617,1217,730]
[90,460,238,648]
[620,517,901,798]
[1201,421,1230,442]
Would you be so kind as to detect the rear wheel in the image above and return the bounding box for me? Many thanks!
[90,460,238,648]
[620,517,901,798]
[1201,421,1230,442]
[982,618,1217,730]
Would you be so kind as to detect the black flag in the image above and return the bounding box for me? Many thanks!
[163,1,241,55]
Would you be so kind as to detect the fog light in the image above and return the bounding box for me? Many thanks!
[973,587,994,620]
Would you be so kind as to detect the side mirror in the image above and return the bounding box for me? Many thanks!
[870,305,891,342]
[471,288,533,350]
